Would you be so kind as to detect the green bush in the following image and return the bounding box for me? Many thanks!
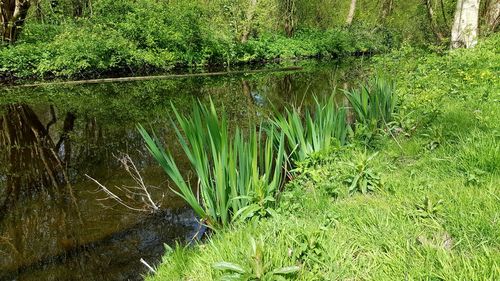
[37,25,137,77]
[0,0,386,80]
[0,43,47,78]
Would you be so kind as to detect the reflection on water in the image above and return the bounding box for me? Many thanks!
[0,60,369,280]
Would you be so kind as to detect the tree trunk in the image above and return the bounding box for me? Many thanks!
[72,0,83,17]
[0,0,31,43]
[0,104,73,219]
[451,0,480,49]
[484,0,500,32]
[282,0,296,37]
[380,0,394,21]
[439,0,450,27]
[424,0,445,42]
[241,0,258,43]
[346,0,357,25]
[34,0,43,22]
[71,0,92,18]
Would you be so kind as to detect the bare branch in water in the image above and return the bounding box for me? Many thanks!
[85,154,161,213]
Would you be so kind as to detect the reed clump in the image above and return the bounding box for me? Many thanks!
[139,100,286,229]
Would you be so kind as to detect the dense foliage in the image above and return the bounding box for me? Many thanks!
[3,0,493,80]
[1,0,498,279]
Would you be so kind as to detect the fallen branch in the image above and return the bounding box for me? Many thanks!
[86,154,161,213]
[10,66,303,88]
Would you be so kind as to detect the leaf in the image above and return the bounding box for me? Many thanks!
[212,262,246,274]
[232,204,262,222]
[220,273,244,281]
[272,266,301,275]
[266,207,278,218]
[163,243,173,255]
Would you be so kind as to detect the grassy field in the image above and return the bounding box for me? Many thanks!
[147,34,499,280]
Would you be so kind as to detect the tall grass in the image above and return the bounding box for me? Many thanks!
[270,95,349,164]
[139,100,286,229]
[343,77,397,130]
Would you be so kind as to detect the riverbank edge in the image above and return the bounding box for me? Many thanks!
[146,34,500,280]
[3,66,304,88]
[0,50,377,86]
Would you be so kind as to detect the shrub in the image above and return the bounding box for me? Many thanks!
[37,25,137,77]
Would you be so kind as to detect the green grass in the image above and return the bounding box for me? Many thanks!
[147,34,500,280]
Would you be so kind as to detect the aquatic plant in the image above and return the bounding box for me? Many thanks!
[343,76,397,131]
[270,95,348,164]
[139,100,286,229]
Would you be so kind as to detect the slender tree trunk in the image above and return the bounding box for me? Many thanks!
[380,0,394,21]
[71,0,92,17]
[0,0,31,43]
[439,0,450,27]
[484,0,500,32]
[241,0,258,43]
[424,0,445,42]
[282,0,296,37]
[72,0,83,17]
[34,0,43,22]
[451,0,481,49]
[346,0,357,25]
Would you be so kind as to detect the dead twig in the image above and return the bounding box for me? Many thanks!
[85,154,161,213]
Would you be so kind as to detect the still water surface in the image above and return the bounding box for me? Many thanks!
[0,60,369,281]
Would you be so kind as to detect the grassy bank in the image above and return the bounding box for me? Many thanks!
[147,34,500,280]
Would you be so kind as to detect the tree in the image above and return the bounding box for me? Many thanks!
[346,0,356,25]
[451,0,481,49]
[483,0,499,32]
[0,0,31,43]
[380,0,394,21]
[423,0,445,42]
[281,0,296,37]
[241,0,258,43]
[72,0,92,18]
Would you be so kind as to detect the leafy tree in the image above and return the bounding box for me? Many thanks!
[0,0,31,43]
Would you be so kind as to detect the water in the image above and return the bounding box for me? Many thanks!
[0,59,369,281]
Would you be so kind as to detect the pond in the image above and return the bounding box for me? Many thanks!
[0,59,370,281]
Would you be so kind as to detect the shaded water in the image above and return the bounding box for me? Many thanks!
[0,60,369,281]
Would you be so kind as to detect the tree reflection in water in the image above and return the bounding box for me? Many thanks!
[0,104,80,274]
